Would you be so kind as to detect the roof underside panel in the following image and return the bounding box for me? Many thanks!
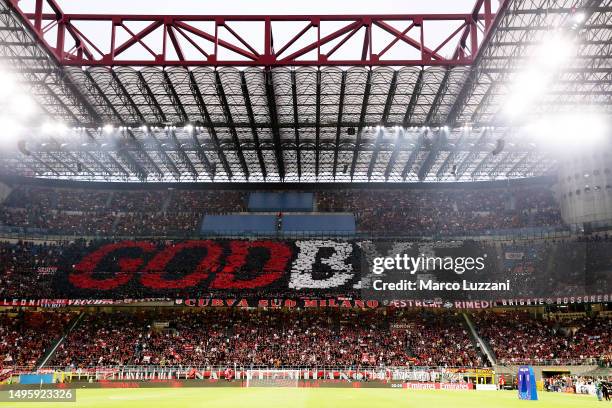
[3,0,608,183]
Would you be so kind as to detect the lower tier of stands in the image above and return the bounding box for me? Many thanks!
[0,309,609,371]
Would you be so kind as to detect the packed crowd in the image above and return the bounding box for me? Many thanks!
[0,235,610,300]
[49,309,484,368]
[318,187,563,235]
[0,187,247,236]
[1,308,610,370]
[472,311,612,365]
[0,184,565,237]
[0,312,73,369]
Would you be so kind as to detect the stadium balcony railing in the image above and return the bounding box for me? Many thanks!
[4,364,490,374]
[0,224,577,242]
[497,357,610,367]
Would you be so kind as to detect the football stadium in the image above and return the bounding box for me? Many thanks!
[0,0,610,406]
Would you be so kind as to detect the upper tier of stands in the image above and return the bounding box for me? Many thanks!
[0,183,564,237]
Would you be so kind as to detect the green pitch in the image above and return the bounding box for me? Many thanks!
[0,388,601,408]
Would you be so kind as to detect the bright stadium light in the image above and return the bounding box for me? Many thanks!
[526,113,608,150]
[0,116,24,143]
[103,124,114,133]
[572,11,585,23]
[55,122,67,133]
[41,122,55,134]
[504,70,548,117]
[10,94,37,118]
[537,34,575,68]
[505,34,575,118]
[0,71,16,101]
[184,124,193,132]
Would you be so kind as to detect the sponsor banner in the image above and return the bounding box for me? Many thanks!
[0,299,115,307]
[59,367,470,382]
[403,382,473,390]
[475,384,498,391]
[0,299,171,308]
[2,294,611,309]
[177,298,380,309]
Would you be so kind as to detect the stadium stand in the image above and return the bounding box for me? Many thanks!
[471,311,612,366]
[0,308,607,370]
[0,184,564,237]
[0,312,73,369]
[49,309,484,368]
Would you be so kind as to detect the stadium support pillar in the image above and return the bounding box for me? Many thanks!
[554,143,612,229]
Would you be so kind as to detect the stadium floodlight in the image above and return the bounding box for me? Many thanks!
[0,117,25,150]
[103,124,114,133]
[10,94,36,118]
[537,34,575,68]
[505,34,575,118]
[184,124,193,132]
[0,71,16,101]
[572,11,585,23]
[526,113,608,150]
[41,122,55,134]
[504,70,547,117]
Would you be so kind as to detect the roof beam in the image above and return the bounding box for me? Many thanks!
[110,70,146,123]
[444,0,511,126]
[242,71,267,179]
[290,70,302,179]
[332,71,347,179]
[315,69,321,179]
[109,72,163,177]
[263,68,285,180]
[401,130,426,180]
[115,146,147,181]
[81,74,139,178]
[349,69,372,179]
[188,71,232,178]
[403,69,424,125]
[455,128,488,178]
[145,129,181,179]
[506,151,531,178]
[137,71,167,123]
[161,71,200,179]
[168,129,198,179]
[162,70,188,124]
[214,70,249,179]
[436,128,467,179]
[367,128,384,180]
[30,152,59,176]
[470,152,492,179]
[488,151,511,179]
[366,70,397,180]
[384,128,405,181]
[46,152,77,175]
[417,128,444,181]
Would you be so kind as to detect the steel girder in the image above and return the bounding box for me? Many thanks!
[4,0,605,183]
[9,0,496,67]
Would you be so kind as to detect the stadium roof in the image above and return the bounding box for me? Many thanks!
[0,0,609,182]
